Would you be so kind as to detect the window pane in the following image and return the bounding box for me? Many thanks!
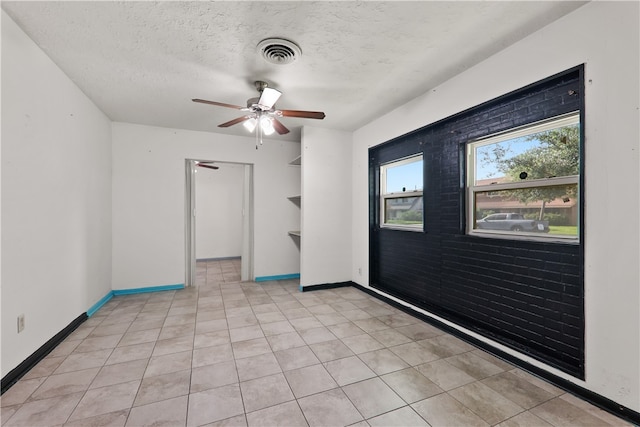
[384,196,423,226]
[475,121,579,185]
[474,184,578,237]
[385,159,423,194]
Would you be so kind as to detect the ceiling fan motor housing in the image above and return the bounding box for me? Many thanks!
[246,97,260,108]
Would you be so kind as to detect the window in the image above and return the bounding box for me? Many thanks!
[380,155,423,230]
[467,112,580,240]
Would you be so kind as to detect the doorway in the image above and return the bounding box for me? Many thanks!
[185,159,254,287]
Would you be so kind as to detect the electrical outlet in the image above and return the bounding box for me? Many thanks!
[17,314,25,333]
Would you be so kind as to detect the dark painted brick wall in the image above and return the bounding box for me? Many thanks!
[369,66,585,377]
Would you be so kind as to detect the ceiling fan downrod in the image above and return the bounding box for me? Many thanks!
[254,80,268,93]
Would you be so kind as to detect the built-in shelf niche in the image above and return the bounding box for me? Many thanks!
[288,155,301,238]
[289,155,301,166]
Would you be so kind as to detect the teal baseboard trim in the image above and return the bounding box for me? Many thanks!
[86,284,184,317]
[112,284,184,296]
[255,274,300,282]
[87,292,114,317]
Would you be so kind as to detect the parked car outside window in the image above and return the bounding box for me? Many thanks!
[475,213,549,232]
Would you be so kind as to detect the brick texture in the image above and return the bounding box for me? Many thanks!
[369,66,584,377]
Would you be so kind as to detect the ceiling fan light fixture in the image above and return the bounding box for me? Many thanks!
[243,117,257,132]
[257,38,301,65]
[260,116,275,136]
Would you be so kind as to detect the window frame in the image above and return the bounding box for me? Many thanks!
[466,112,580,242]
[380,154,424,232]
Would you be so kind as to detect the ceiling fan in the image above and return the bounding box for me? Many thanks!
[195,161,218,170]
[193,81,325,147]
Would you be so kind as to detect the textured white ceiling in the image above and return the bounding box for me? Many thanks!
[2,1,586,141]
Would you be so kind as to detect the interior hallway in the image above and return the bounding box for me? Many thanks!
[0,275,632,426]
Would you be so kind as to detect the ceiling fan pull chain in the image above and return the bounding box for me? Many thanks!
[256,122,261,149]
[260,123,264,146]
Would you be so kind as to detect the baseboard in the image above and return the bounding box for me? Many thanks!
[112,283,184,296]
[299,281,354,292]
[196,256,241,262]
[350,283,640,426]
[87,284,185,318]
[255,274,300,282]
[1,313,87,395]
[87,292,114,317]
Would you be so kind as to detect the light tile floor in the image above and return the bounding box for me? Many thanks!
[197,258,241,284]
[1,278,633,426]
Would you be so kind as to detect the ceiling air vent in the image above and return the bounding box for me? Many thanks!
[257,38,301,65]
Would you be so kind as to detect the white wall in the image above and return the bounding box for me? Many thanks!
[1,11,113,377]
[195,163,244,260]
[111,123,301,288]
[300,127,352,286]
[352,1,640,411]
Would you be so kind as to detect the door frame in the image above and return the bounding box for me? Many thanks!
[185,159,254,286]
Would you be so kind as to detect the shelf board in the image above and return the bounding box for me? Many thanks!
[289,155,301,166]
[288,231,301,237]
[287,195,301,202]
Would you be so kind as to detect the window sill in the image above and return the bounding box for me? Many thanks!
[380,225,424,233]
[466,230,579,244]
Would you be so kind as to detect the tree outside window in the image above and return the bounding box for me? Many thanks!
[469,113,580,239]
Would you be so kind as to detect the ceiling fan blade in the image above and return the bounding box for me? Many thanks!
[219,116,252,127]
[257,87,281,110]
[196,163,219,170]
[272,118,290,135]
[193,98,244,110]
[280,110,326,120]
